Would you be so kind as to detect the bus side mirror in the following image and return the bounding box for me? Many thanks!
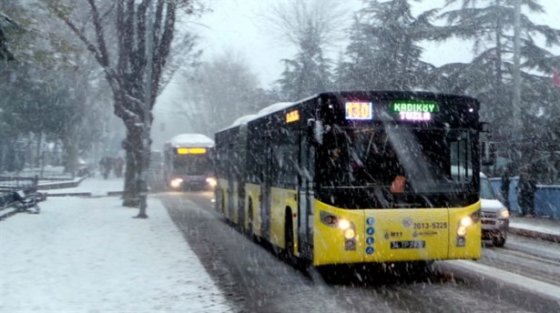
[307,119,323,145]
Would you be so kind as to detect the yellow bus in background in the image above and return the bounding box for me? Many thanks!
[163,133,216,191]
[214,91,481,267]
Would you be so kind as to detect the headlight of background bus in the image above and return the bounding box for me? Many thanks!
[206,177,217,188]
[170,178,183,189]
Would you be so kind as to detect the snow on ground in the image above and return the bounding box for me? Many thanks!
[510,217,560,236]
[49,176,124,196]
[0,195,233,313]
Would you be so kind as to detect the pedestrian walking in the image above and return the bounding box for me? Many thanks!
[113,156,124,178]
[517,168,537,217]
[501,165,511,208]
[99,156,113,180]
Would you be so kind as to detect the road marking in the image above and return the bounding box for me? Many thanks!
[449,260,560,302]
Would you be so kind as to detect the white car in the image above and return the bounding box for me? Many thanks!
[480,172,510,247]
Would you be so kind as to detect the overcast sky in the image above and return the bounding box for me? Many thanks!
[153,0,560,145]
[195,0,560,88]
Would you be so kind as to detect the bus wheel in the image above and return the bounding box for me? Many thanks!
[283,209,295,265]
[492,233,507,247]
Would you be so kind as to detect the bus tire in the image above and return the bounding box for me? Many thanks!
[492,233,507,247]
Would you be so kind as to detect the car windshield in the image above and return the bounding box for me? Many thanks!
[480,175,497,199]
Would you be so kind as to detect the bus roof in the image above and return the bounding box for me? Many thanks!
[167,133,214,148]
[231,114,258,127]
[220,102,295,131]
[217,91,479,134]
[256,102,294,117]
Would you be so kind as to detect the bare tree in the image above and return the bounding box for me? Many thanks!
[45,0,199,214]
[181,50,260,133]
[266,0,347,47]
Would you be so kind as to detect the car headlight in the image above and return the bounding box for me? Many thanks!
[499,208,510,219]
[170,178,183,189]
[206,177,217,188]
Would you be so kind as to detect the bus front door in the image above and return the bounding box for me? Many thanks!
[297,134,314,259]
[260,142,272,240]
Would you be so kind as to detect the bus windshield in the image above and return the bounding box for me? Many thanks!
[316,125,476,206]
[173,154,212,175]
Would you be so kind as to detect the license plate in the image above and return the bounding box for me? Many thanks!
[390,240,426,249]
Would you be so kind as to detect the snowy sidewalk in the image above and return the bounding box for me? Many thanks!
[46,176,124,197]
[0,196,233,313]
[509,216,560,242]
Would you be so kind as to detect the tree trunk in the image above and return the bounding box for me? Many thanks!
[121,114,153,209]
[122,128,143,207]
[35,132,42,168]
[62,132,79,177]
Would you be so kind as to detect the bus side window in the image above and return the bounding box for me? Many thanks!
[450,132,473,182]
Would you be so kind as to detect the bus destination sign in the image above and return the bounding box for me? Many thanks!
[177,147,207,155]
[390,100,439,121]
[285,109,300,123]
[345,101,373,120]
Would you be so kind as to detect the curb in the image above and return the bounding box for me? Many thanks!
[37,176,88,190]
[509,226,560,243]
[0,207,18,220]
[45,191,123,197]
[46,192,93,197]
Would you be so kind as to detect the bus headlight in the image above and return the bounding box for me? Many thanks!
[457,225,468,236]
[170,178,183,189]
[337,219,351,230]
[206,177,217,188]
[460,216,473,228]
[344,228,356,240]
[457,216,473,236]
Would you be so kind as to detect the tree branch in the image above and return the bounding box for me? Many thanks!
[150,0,176,109]
[86,0,110,67]
[50,7,104,67]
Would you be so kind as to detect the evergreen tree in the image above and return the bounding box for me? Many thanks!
[436,0,560,172]
[268,0,345,101]
[278,20,332,101]
[0,12,16,61]
[338,0,440,90]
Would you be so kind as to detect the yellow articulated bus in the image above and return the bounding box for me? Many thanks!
[214,91,481,267]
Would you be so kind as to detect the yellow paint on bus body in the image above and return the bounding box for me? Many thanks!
[245,183,262,238]
[217,178,228,216]
[269,187,298,250]
[312,200,481,266]
[218,182,480,266]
